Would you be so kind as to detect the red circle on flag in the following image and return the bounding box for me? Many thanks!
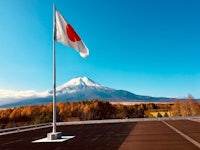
[66,24,81,42]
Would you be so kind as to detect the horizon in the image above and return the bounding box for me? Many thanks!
[1,1,200,99]
[0,76,196,105]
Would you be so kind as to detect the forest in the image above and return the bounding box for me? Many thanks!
[0,96,199,129]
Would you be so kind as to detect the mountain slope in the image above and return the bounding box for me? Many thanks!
[0,77,174,108]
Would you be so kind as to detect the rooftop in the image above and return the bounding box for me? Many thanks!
[0,118,200,150]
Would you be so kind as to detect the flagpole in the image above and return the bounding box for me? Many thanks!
[44,4,73,141]
[34,4,78,142]
[52,4,56,134]
[46,4,62,140]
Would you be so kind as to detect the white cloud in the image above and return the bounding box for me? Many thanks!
[0,89,49,105]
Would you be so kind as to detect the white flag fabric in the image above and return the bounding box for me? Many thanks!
[54,9,89,58]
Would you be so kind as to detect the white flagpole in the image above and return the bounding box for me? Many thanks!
[45,4,73,141]
[52,4,56,134]
[33,4,75,142]
[46,4,62,140]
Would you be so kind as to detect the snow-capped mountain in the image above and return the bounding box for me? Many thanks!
[54,76,121,101]
[0,77,174,108]
[56,77,109,94]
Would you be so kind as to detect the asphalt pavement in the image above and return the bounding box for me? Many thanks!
[0,119,199,150]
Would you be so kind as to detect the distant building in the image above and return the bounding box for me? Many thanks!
[145,109,172,118]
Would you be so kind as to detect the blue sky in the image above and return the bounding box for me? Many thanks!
[0,0,200,98]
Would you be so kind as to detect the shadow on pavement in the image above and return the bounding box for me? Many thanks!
[0,122,136,150]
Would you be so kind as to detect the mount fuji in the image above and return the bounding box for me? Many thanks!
[0,77,174,108]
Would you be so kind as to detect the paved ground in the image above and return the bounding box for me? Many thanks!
[0,120,199,150]
[119,120,200,150]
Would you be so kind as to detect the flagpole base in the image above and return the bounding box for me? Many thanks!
[32,131,75,143]
[47,132,62,140]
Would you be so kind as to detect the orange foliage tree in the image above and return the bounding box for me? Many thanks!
[171,95,200,116]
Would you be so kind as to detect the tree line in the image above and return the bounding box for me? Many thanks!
[0,100,145,128]
[0,97,199,129]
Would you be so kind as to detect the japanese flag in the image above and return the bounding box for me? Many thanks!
[54,9,89,58]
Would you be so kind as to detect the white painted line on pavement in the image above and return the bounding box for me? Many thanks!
[1,139,23,146]
[162,121,200,149]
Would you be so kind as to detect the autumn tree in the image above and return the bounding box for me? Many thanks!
[171,95,200,117]
[171,100,181,116]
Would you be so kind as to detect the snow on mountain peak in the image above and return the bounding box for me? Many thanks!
[56,77,104,93]
[65,76,101,87]
[69,77,100,87]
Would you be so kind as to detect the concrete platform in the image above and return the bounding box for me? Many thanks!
[0,120,199,150]
[32,136,75,143]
